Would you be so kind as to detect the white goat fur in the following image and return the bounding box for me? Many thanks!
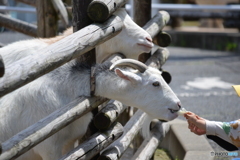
[0,59,180,160]
[0,8,153,66]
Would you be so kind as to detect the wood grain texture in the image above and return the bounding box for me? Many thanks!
[131,121,170,160]
[94,100,127,130]
[98,110,147,160]
[88,0,127,22]
[145,46,169,69]
[60,122,124,160]
[143,11,170,38]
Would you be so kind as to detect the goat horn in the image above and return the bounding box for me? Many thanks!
[110,59,148,73]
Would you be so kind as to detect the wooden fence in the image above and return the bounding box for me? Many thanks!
[0,0,172,159]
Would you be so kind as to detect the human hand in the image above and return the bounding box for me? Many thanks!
[184,112,207,135]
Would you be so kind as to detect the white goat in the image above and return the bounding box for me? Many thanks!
[0,8,153,66]
[0,59,180,160]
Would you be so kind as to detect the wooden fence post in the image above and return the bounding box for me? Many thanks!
[133,0,152,63]
[36,0,58,37]
[72,3,98,159]
[72,0,96,65]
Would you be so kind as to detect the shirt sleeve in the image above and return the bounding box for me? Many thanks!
[206,120,240,148]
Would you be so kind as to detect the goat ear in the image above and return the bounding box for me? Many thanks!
[115,68,142,84]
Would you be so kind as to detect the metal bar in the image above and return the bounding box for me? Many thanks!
[0,6,36,13]
[126,4,240,11]
[168,10,240,19]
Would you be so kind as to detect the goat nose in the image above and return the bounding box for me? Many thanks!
[177,102,181,109]
[146,36,152,43]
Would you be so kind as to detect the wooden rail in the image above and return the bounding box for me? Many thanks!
[131,121,170,160]
[0,13,37,37]
[0,15,123,98]
[94,100,128,130]
[143,10,170,39]
[60,122,124,160]
[98,110,148,160]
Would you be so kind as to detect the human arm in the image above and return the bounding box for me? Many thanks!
[184,112,240,149]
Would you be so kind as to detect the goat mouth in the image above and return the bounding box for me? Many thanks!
[168,108,179,114]
[137,43,153,49]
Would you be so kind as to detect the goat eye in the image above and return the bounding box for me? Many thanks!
[152,81,160,87]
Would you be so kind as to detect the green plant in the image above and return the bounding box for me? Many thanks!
[226,42,237,51]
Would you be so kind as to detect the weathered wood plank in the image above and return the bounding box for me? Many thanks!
[98,110,147,160]
[0,97,108,160]
[51,0,69,26]
[15,0,36,6]
[143,11,170,39]
[131,121,170,160]
[0,15,123,98]
[0,13,37,37]
[94,100,127,130]
[36,0,58,37]
[88,0,128,22]
[60,122,124,160]
[145,46,169,69]
[155,31,172,47]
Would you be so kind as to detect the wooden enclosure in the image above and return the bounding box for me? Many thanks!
[0,0,172,159]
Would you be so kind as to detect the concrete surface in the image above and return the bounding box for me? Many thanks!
[161,119,214,160]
